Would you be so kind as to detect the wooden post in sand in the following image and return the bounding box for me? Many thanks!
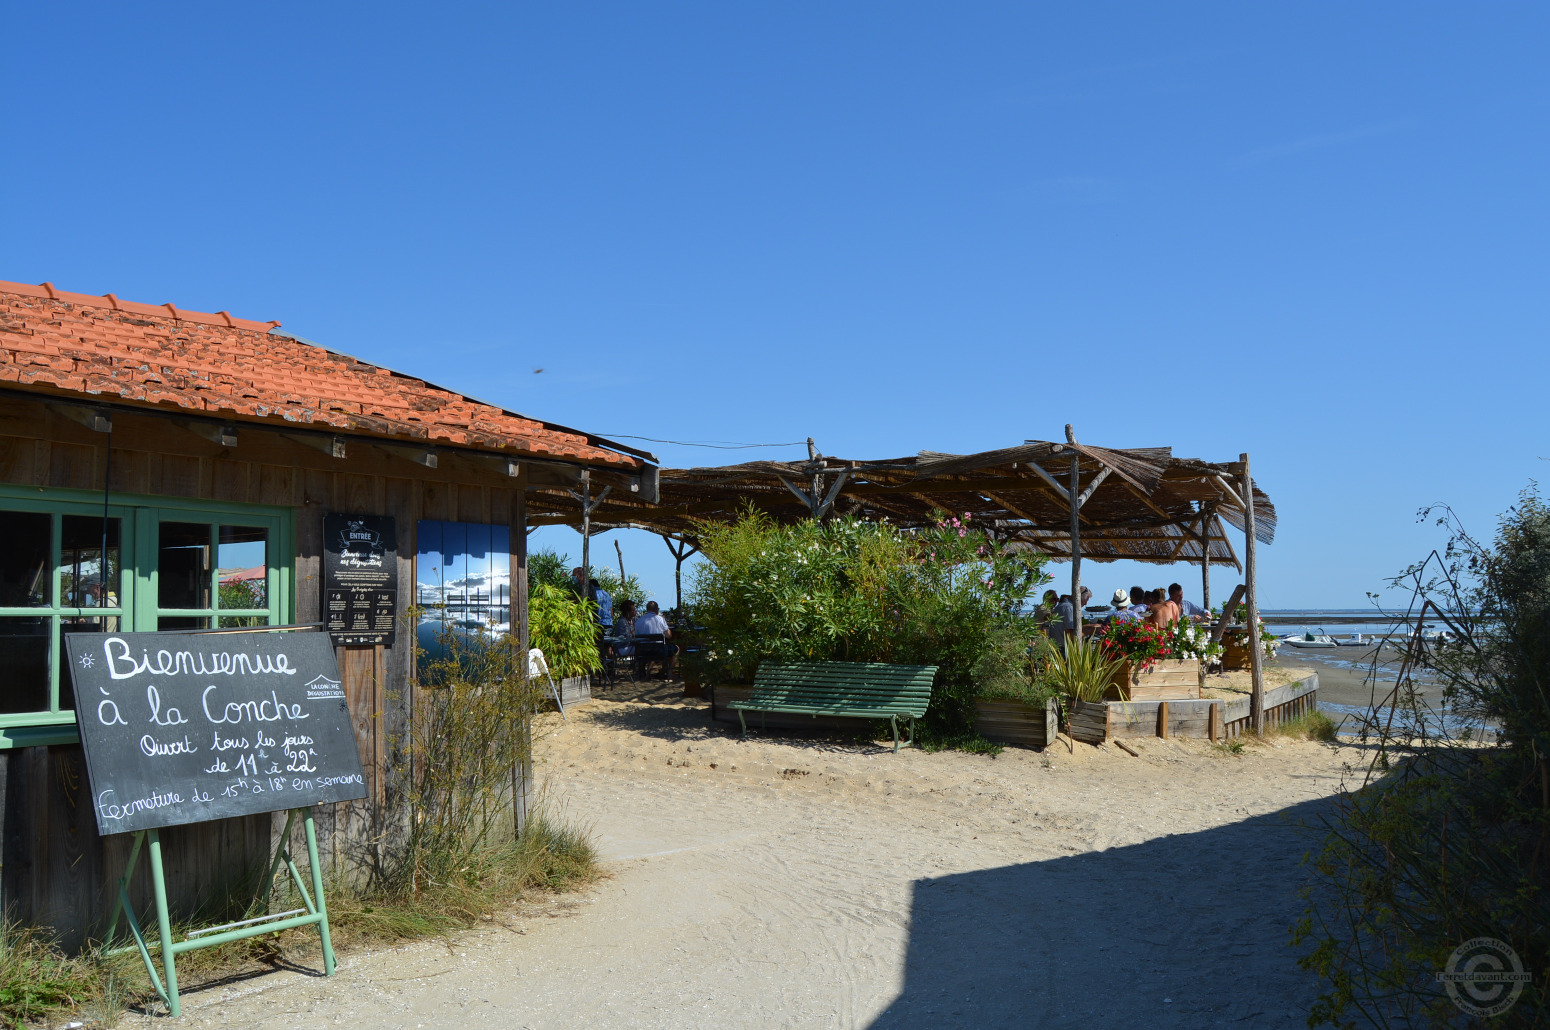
[1200,509,1212,612]
[1066,424,1082,641]
[1241,453,1264,734]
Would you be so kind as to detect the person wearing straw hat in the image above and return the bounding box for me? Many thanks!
[1108,587,1142,623]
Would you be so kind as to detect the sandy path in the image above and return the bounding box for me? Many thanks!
[152,699,1358,1029]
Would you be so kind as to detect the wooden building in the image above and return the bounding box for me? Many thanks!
[0,280,656,946]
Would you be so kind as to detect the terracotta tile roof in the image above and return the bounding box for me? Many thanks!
[0,281,644,468]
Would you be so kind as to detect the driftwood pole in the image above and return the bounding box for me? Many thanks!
[1200,509,1212,611]
[1241,453,1264,734]
[614,538,626,596]
[1066,424,1082,641]
[579,470,591,598]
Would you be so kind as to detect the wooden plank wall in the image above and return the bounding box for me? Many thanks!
[0,396,533,946]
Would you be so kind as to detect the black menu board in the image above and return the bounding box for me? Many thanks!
[64,630,368,835]
[323,513,398,646]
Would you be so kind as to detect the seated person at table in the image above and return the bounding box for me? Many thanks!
[1145,588,1178,629]
[1053,587,1091,648]
[1108,588,1141,623]
[1168,583,1209,621]
[613,600,638,656]
[1128,585,1150,614]
[633,601,679,677]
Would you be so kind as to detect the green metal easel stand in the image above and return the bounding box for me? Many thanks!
[101,807,337,1017]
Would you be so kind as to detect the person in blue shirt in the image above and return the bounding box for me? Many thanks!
[570,567,613,630]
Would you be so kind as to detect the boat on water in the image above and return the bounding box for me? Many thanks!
[1283,631,1339,648]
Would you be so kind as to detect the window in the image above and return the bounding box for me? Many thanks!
[0,488,292,746]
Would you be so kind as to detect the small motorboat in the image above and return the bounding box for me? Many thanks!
[1283,631,1339,648]
[1336,634,1367,646]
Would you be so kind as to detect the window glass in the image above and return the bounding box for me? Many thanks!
[0,618,49,714]
[158,522,211,610]
[217,526,268,610]
[0,512,51,608]
[59,616,116,711]
[61,515,121,609]
[158,615,210,631]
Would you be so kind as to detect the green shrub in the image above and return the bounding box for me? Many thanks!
[689,509,1049,742]
[1295,490,1550,1026]
[528,583,602,679]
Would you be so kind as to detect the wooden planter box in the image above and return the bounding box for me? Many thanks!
[551,674,591,708]
[1106,658,1201,701]
[1069,673,1320,743]
[1221,631,1252,670]
[974,698,1059,749]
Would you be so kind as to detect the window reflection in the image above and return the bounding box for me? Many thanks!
[0,618,49,714]
[217,526,268,610]
[61,515,121,609]
[60,617,116,711]
[0,512,50,607]
[158,522,211,610]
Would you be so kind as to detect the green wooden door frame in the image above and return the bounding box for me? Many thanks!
[0,485,296,747]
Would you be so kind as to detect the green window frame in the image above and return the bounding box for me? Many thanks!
[0,486,294,748]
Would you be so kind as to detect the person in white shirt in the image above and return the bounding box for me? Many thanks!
[1169,583,1210,621]
[632,601,678,677]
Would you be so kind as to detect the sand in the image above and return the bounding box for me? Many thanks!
[146,687,1363,1029]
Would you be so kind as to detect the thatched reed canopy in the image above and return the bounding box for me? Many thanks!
[526,439,1273,571]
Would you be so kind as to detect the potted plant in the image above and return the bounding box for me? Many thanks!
[529,583,603,706]
[1043,637,1126,747]
[1219,605,1280,669]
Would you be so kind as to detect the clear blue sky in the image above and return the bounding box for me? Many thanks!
[5,4,1546,610]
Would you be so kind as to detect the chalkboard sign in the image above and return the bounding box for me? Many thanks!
[64,630,369,836]
[323,513,398,646]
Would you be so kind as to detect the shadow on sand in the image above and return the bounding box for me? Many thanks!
[867,792,1338,1029]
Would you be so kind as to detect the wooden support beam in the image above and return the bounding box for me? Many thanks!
[284,432,347,459]
[52,405,112,433]
[1242,453,1264,735]
[185,422,239,448]
[1075,467,1112,508]
[1208,584,1248,645]
[1024,460,1071,503]
[1158,701,1170,740]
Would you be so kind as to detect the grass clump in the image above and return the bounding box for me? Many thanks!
[1272,709,1338,743]
[0,925,103,1027]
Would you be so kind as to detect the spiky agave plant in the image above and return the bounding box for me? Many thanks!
[1045,636,1127,751]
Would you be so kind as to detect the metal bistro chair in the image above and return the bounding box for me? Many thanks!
[630,633,670,681]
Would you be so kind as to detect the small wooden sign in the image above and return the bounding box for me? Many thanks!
[65,630,368,835]
[323,512,398,646]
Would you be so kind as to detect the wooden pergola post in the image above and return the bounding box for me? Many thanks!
[1241,453,1264,734]
[660,534,701,615]
[1066,424,1082,640]
[1200,508,1212,611]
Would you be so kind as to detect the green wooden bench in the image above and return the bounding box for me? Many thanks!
[728,661,938,752]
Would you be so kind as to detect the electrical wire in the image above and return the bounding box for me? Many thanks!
[597,435,806,450]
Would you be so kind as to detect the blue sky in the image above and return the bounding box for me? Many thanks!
[5,3,1547,609]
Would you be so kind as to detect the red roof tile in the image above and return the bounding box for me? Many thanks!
[0,281,643,468]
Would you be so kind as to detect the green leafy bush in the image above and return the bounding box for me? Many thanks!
[1295,490,1550,1026]
[528,583,602,680]
[689,509,1049,741]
